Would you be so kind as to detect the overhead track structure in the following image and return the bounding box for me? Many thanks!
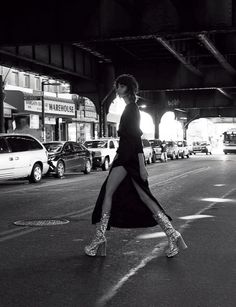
[198,33,236,75]
[154,36,203,77]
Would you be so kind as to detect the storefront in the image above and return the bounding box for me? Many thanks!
[68,97,99,142]
[3,102,17,132]
[5,90,76,142]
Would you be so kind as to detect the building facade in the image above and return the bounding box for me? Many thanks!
[1,65,109,142]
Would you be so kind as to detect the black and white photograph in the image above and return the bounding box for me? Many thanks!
[1,1,236,306]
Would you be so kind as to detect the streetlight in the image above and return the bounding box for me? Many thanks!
[41,81,61,142]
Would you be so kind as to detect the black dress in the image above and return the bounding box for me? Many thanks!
[92,102,171,229]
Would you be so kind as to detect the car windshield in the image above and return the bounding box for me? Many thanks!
[44,143,63,153]
[149,140,160,146]
[84,141,107,148]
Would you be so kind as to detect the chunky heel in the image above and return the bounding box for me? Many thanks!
[177,235,188,250]
[153,212,188,258]
[84,213,110,257]
[97,241,107,256]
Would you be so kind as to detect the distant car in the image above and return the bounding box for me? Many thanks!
[44,141,92,178]
[193,141,212,155]
[166,141,179,160]
[142,139,153,164]
[0,133,49,183]
[83,138,119,171]
[187,143,194,155]
[177,140,190,158]
[149,139,162,162]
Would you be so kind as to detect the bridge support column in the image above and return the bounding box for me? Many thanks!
[99,103,108,138]
[0,76,5,133]
[151,103,166,139]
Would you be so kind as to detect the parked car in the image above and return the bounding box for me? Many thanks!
[142,139,153,164]
[149,139,162,162]
[193,141,212,155]
[187,142,194,155]
[166,141,179,160]
[83,138,119,171]
[44,141,92,178]
[0,133,49,183]
[177,140,190,158]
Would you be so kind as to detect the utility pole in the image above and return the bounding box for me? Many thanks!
[41,81,61,142]
[41,81,45,142]
[0,75,4,133]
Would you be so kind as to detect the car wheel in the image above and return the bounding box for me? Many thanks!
[55,160,65,178]
[84,159,91,174]
[102,158,109,171]
[29,163,42,183]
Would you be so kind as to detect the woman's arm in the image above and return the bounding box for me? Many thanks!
[138,153,148,181]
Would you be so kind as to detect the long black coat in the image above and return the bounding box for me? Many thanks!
[92,102,171,229]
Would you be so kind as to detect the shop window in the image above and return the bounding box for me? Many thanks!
[12,71,19,86]
[35,77,40,90]
[24,74,30,88]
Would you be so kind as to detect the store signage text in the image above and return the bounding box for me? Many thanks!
[4,108,11,118]
[24,99,75,116]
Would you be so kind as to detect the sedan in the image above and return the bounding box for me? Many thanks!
[44,141,92,178]
[149,139,162,162]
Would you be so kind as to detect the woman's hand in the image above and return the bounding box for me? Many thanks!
[140,166,148,181]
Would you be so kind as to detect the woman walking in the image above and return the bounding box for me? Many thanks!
[84,74,187,258]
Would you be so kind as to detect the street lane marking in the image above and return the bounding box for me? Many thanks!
[0,167,208,195]
[96,243,167,307]
[0,227,40,242]
[149,167,209,187]
[0,174,98,194]
[96,185,236,307]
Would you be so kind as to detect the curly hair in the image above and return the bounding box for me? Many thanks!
[114,74,139,102]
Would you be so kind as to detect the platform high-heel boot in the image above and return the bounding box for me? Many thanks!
[153,211,187,257]
[84,213,110,257]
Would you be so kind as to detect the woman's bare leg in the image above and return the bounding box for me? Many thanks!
[102,166,127,214]
[131,179,162,214]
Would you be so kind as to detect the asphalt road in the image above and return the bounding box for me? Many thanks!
[0,152,236,307]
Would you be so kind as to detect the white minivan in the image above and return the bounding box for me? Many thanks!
[0,134,49,183]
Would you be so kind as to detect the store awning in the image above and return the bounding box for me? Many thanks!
[4,102,17,110]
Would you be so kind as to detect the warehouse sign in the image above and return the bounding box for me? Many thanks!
[24,99,75,116]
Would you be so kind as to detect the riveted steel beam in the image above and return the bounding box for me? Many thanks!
[198,33,236,75]
[0,44,99,82]
[154,36,203,77]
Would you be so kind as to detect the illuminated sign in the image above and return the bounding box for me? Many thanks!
[24,99,75,116]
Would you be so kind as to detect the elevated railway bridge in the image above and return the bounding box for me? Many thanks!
[1,0,236,137]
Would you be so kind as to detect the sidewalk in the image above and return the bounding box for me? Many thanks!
[108,194,236,307]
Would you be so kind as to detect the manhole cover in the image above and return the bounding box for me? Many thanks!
[13,219,70,227]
